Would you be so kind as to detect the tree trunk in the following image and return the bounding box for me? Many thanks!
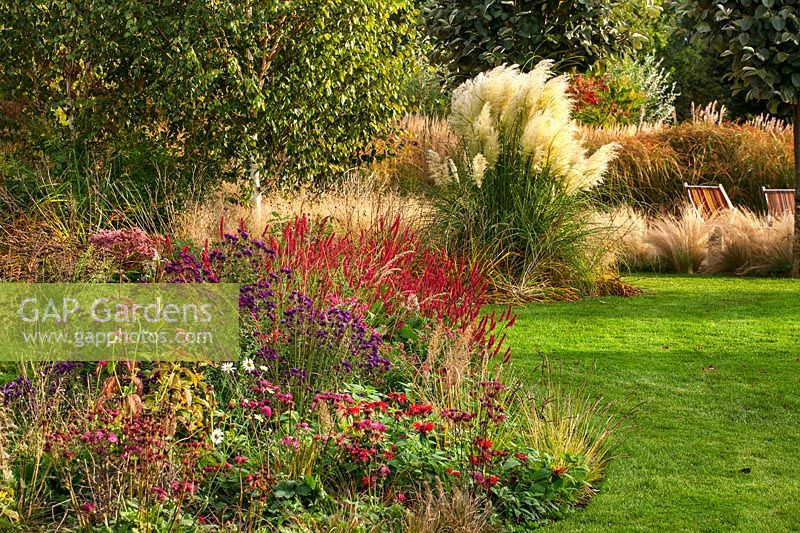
[250,161,262,218]
[794,103,800,276]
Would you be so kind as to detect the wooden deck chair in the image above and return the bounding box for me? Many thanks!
[684,183,734,220]
[762,187,794,220]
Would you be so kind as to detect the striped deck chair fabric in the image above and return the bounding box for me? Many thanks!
[684,183,734,219]
[762,187,794,220]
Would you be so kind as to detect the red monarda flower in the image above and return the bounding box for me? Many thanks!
[475,437,492,450]
[551,466,568,475]
[387,392,407,404]
[407,403,433,416]
[413,421,434,435]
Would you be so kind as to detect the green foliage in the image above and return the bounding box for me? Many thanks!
[572,55,678,126]
[422,0,651,81]
[608,54,678,123]
[433,154,601,299]
[0,1,421,185]
[571,73,648,126]
[658,33,767,121]
[491,452,590,531]
[680,0,800,115]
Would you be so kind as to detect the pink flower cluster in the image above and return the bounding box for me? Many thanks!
[89,227,163,265]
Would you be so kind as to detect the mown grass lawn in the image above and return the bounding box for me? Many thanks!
[507,275,800,532]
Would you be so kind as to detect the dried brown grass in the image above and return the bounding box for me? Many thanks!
[705,209,793,276]
[174,174,433,245]
[0,214,114,282]
[585,121,794,212]
[404,480,498,533]
[645,204,711,274]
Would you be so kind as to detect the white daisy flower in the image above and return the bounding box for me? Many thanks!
[210,428,224,446]
[221,362,235,374]
[242,358,255,372]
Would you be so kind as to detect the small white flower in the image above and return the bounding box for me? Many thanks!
[210,428,224,446]
[221,362,235,374]
[259,365,269,373]
[242,358,255,373]
[253,414,264,423]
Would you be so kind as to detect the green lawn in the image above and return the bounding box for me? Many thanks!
[507,275,800,532]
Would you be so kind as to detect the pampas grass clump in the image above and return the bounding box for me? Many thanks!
[431,61,621,301]
[449,62,618,193]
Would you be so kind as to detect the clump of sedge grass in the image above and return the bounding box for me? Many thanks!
[404,479,498,533]
[705,209,793,276]
[645,204,710,274]
[512,359,628,492]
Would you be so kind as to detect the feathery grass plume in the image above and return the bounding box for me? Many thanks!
[369,113,460,191]
[705,209,793,276]
[746,113,788,133]
[644,204,711,274]
[448,61,618,192]
[434,61,621,300]
[691,101,727,125]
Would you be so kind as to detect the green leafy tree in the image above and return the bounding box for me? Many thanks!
[0,1,420,190]
[422,0,659,80]
[681,0,800,274]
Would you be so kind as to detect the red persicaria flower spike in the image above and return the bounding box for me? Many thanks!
[202,240,211,271]
[492,334,507,357]
[218,217,225,240]
[502,346,512,365]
